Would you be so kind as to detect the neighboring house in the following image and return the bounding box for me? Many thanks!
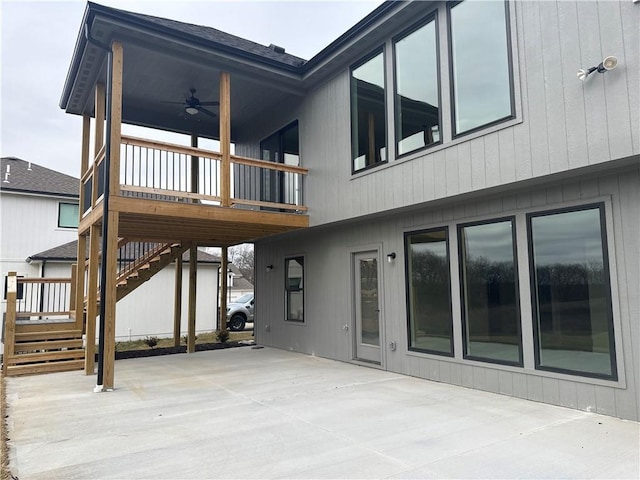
[225,264,253,303]
[27,241,221,341]
[0,157,80,318]
[0,157,80,277]
[58,0,639,419]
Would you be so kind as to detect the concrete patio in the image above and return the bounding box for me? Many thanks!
[5,346,639,479]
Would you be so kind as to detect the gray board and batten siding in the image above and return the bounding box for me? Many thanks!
[299,0,639,227]
[239,0,639,420]
[255,168,640,421]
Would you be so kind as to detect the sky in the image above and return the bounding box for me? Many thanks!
[0,0,381,178]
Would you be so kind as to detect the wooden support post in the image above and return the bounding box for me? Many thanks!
[368,112,375,166]
[173,255,183,347]
[93,84,106,209]
[69,264,77,313]
[101,41,124,390]
[75,236,87,331]
[85,225,100,374]
[187,245,197,353]
[191,134,199,202]
[76,115,90,332]
[2,272,17,375]
[102,211,119,389]
[81,114,91,175]
[94,84,105,160]
[109,42,123,197]
[220,247,228,332]
[220,72,231,207]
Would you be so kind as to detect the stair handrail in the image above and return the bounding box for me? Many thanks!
[116,241,177,284]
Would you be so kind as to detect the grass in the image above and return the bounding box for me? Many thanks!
[115,330,254,352]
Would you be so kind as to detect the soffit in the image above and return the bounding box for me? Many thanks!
[63,12,305,142]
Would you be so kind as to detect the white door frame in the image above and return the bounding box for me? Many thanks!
[351,247,385,367]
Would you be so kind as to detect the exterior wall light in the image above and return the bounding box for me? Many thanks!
[266,264,274,272]
[387,252,396,263]
[577,55,618,81]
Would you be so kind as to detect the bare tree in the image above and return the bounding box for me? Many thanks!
[229,243,255,284]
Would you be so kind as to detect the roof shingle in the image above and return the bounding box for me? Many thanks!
[0,157,79,198]
[103,4,306,68]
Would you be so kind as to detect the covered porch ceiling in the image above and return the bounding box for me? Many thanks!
[60,3,308,142]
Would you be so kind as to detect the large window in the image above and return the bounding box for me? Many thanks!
[406,228,453,355]
[58,202,79,228]
[394,16,440,156]
[449,0,513,136]
[260,121,300,206]
[351,50,387,173]
[459,218,521,365]
[528,205,617,379]
[285,256,304,322]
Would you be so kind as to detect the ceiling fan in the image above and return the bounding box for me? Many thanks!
[163,88,219,117]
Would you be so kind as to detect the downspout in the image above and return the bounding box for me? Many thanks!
[85,24,113,389]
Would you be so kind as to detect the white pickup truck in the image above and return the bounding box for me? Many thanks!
[226,293,254,331]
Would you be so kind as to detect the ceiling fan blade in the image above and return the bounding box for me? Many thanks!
[198,107,217,118]
[160,101,187,105]
[199,101,219,106]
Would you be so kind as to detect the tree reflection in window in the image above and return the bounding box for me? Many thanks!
[406,228,453,355]
[529,205,616,379]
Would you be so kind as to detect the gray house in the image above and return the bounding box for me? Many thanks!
[58,1,638,418]
[248,0,639,421]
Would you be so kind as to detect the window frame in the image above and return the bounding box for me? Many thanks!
[526,202,618,381]
[259,120,300,207]
[447,0,516,139]
[457,216,523,367]
[284,255,305,323]
[57,202,79,229]
[392,12,443,159]
[350,46,388,175]
[404,226,454,357]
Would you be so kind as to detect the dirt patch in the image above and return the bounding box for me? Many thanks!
[1,375,12,480]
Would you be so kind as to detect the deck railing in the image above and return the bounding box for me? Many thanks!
[10,276,74,322]
[80,135,308,217]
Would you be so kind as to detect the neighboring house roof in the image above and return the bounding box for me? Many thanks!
[27,240,220,264]
[0,157,79,198]
[230,274,253,292]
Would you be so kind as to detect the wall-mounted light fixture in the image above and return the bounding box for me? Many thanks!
[577,55,618,81]
[266,264,274,272]
[387,252,396,263]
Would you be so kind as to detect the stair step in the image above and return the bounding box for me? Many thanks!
[5,359,85,376]
[7,349,85,365]
[15,330,83,342]
[15,339,84,352]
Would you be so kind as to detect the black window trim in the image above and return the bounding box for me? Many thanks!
[392,11,443,160]
[284,255,305,323]
[350,45,389,175]
[404,226,455,357]
[447,0,516,139]
[457,215,523,367]
[57,202,79,229]
[526,202,618,381]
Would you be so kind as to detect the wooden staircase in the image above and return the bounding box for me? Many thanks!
[2,243,188,376]
[4,322,85,376]
[116,243,189,301]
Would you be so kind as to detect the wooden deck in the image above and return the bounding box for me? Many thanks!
[80,195,308,246]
